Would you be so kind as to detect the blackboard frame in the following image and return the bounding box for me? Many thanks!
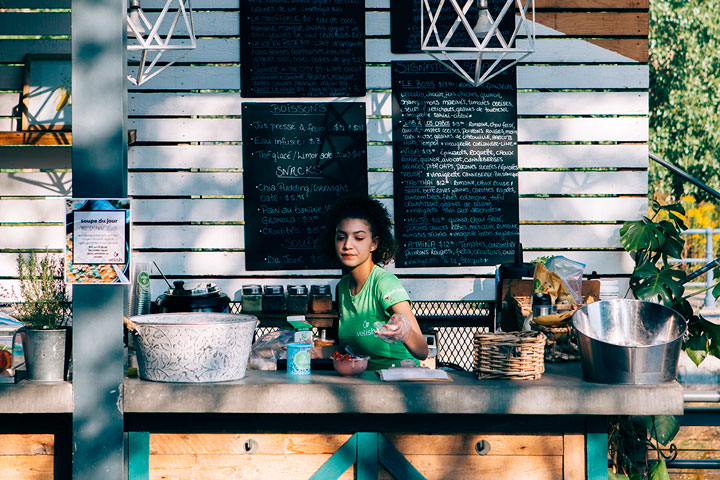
[242,102,368,271]
[240,0,366,98]
[391,61,520,268]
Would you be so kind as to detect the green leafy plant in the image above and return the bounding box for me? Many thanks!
[620,201,720,366]
[614,201,720,479]
[8,251,70,330]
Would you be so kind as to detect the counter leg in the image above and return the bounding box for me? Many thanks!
[127,431,149,480]
[586,416,608,480]
[356,432,378,480]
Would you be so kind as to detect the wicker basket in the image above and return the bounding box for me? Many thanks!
[473,331,546,380]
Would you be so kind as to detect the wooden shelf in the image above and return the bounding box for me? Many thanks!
[0,131,72,145]
[253,312,337,329]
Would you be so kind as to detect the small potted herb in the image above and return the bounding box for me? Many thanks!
[8,251,71,381]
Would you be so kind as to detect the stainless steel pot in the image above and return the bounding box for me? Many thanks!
[152,281,230,313]
[572,299,687,384]
[129,312,257,383]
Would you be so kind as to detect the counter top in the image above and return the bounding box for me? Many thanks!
[0,380,73,413]
[123,362,684,416]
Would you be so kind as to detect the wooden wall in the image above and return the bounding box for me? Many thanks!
[0,0,649,303]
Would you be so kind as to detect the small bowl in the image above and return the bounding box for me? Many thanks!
[332,356,368,376]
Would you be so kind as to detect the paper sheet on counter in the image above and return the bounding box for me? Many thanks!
[377,367,451,382]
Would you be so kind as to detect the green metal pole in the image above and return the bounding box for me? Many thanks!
[586,416,609,480]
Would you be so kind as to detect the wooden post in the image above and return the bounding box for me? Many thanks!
[71,0,127,478]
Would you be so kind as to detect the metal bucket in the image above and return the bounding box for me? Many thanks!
[572,299,687,384]
[129,312,258,383]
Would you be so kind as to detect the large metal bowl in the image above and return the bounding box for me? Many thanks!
[572,299,686,384]
[129,312,258,383]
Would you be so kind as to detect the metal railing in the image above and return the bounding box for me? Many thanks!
[671,227,719,308]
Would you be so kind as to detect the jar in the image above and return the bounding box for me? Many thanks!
[241,285,263,313]
[263,285,285,313]
[286,285,309,314]
[309,284,332,313]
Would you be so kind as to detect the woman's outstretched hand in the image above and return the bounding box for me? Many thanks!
[374,314,411,344]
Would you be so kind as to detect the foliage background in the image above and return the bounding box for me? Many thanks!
[650,0,720,262]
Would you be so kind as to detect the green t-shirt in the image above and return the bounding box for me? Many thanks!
[337,265,416,371]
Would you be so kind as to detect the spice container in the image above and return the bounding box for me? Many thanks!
[286,285,309,314]
[263,285,285,313]
[309,284,332,313]
[241,285,263,313]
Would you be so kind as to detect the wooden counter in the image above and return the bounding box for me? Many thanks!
[121,363,683,480]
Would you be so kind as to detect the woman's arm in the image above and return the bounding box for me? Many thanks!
[387,301,429,360]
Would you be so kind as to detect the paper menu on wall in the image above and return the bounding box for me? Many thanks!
[377,367,451,382]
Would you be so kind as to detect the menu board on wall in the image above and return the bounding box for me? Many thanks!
[391,0,515,54]
[240,0,366,97]
[392,61,519,268]
[242,103,368,270]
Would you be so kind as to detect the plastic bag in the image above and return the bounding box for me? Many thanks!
[248,329,294,371]
[545,256,585,304]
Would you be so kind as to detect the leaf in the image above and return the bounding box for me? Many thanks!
[685,334,708,366]
[620,220,652,253]
[642,415,679,445]
[609,471,630,480]
[648,459,670,480]
[631,264,686,305]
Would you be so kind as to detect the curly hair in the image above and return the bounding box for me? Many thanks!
[318,195,396,266]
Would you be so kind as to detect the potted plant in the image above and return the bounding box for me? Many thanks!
[8,251,71,381]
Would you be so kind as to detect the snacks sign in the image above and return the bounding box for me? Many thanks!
[65,198,131,284]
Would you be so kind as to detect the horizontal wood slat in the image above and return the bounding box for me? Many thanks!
[0,146,71,169]
[0,132,71,146]
[534,0,648,8]
[129,117,648,143]
[0,435,54,455]
[127,91,647,117]
[0,170,646,198]
[0,37,646,65]
[127,144,647,172]
[0,456,53,480]
[0,67,24,92]
[0,12,70,35]
[534,12,647,36]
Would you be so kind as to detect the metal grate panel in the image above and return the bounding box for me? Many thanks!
[230,300,494,371]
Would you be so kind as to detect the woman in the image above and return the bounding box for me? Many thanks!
[320,195,428,371]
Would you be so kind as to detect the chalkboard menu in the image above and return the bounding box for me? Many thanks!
[242,103,368,270]
[392,61,519,267]
[391,0,515,54]
[240,0,365,97]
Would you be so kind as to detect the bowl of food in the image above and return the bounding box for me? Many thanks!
[331,352,369,376]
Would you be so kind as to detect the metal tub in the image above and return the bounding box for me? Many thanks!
[129,312,258,383]
[572,299,686,384]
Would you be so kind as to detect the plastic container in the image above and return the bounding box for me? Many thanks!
[241,285,263,313]
[286,285,309,314]
[309,284,332,313]
[286,342,311,375]
[263,285,285,313]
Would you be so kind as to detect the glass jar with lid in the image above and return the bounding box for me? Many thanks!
[241,284,263,313]
[262,285,285,313]
[286,285,309,314]
[309,284,332,313]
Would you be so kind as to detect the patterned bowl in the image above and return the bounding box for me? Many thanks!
[129,312,258,383]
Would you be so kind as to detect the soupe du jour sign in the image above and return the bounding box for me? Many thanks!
[65,199,131,284]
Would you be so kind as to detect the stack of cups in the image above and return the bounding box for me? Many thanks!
[129,262,152,316]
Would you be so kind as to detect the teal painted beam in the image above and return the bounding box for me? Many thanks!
[309,433,357,480]
[586,416,609,480]
[356,432,378,480]
[128,432,150,480]
[378,434,426,480]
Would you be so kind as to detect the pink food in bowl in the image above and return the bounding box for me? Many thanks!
[332,355,369,376]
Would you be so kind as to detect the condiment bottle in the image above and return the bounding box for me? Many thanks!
[241,285,263,313]
[286,285,309,314]
[262,285,285,313]
[309,284,332,313]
